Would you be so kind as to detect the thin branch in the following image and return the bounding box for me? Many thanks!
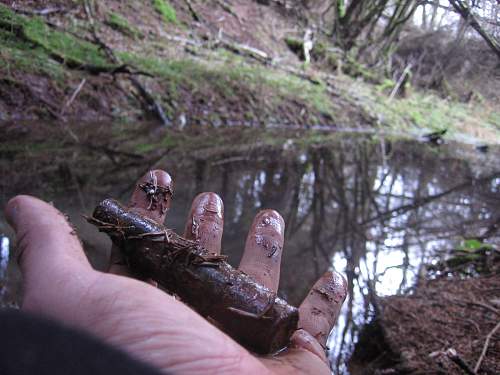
[474,321,500,373]
[61,78,86,115]
[183,0,201,22]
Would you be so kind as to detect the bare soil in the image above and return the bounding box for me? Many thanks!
[350,274,500,375]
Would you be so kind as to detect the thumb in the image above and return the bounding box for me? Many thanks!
[5,195,95,315]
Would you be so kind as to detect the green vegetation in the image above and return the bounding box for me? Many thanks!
[345,76,500,142]
[0,4,113,70]
[106,12,141,39]
[152,0,177,24]
[0,10,64,78]
[284,37,304,56]
[120,52,336,118]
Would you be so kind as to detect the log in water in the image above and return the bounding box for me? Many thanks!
[88,198,299,354]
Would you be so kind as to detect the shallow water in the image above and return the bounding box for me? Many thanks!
[1,124,499,373]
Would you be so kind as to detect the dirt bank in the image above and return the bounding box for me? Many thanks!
[350,269,500,374]
[0,1,499,143]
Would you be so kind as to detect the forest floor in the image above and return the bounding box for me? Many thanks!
[1,0,499,145]
[349,253,500,375]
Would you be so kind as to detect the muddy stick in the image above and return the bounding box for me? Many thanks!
[87,198,299,354]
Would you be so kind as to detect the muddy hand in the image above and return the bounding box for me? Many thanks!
[5,169,347,375]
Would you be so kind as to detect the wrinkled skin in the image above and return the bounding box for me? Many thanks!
[4,169,347,374]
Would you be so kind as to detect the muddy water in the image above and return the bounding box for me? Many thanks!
[0,124,499,374]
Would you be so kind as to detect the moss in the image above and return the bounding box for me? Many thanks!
[152,0,177,24]
[0,22,65,79]
[135,143,157,153]
[344,54,380,83]
[106,12,142,39]
[311,41,328,60]
[488,111,500,130]
[376,79,396,93]
[120,52,337,119]
[24,18,112,68]
[0,4,114,70]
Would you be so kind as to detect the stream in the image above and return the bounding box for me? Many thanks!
[1,123,499,374]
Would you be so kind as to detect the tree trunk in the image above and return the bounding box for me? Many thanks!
[449,0,500,60]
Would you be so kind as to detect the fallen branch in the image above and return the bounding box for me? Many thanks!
[474,321,500,373]
[83,0,170,126]
[216,37,270,63]
[12,6,74,16]
[182,0,201,22]
[389,63,412,101]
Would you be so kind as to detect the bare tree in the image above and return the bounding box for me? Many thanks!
[449,0,500,59]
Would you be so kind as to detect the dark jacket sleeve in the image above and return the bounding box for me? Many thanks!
[0,309,166,375]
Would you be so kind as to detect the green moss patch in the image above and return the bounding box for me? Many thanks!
[120,52,337,119]
[152,0,177,24]
[0,4,114,71]
[106,12,142,39]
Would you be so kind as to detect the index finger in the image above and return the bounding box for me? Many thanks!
[108,169,173,275]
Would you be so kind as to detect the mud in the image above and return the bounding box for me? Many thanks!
[89,198,299,354]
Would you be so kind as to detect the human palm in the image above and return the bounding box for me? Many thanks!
[5,170,347,374]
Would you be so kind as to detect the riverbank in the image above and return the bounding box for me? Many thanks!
[1,1,499,144]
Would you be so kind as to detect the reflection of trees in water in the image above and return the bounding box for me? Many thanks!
[1,131,498,374]
[180,138,499,374]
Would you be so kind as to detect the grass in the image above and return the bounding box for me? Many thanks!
[106,12,142,39]
[119,52,337,119]
[152,0,177,24]
[343,75,500,143]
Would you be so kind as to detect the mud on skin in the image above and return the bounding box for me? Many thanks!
[88,198,299,354]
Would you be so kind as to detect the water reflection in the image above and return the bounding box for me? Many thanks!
[0,128,499,374]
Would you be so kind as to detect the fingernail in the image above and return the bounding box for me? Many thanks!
[320,271,348,304]
[254,210,284,236]
[130,170,173,221]
[5,196,24,230]
[249,210,284,258]
[186,193,223,244]
[191,192,223,220]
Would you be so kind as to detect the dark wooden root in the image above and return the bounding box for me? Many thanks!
[87,198,299,354]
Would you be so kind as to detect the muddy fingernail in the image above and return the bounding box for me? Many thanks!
[184,192,224,254]
[238,210,285,291]
[250,210,284,258]
[129,170,173,224]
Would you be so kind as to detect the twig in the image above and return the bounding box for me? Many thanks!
[445,348,475,375]
[61,78,86,115]
[215,0,241,23]
[183,0,201,22]
[389,62,412,101]
[474,321,500,373]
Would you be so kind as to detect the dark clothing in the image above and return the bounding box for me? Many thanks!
[0,309,164,375]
